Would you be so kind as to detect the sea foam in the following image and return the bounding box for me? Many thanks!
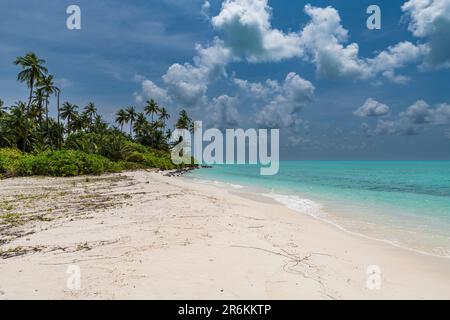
[263,193,325,218]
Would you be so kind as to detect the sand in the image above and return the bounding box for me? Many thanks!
[0,170,449,300]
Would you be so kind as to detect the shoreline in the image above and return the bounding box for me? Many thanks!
[229,188,450,260]
[183,172,450,259]
[1,170,450,299]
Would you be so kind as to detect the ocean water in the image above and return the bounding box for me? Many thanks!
[185,161,450,257]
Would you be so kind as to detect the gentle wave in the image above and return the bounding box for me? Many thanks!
[264,192,450,258]
[263,193,326,218]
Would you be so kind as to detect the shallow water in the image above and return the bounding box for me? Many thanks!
[186,161,450,257]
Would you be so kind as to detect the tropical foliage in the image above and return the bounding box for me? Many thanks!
[0,52,195,178]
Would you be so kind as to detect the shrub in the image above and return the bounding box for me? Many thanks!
[0,148,124,178]
[126,151,145,163]
[0,144,188,179]
[33,151,81,176]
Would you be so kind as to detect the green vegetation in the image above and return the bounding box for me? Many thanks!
[0,52,195,178]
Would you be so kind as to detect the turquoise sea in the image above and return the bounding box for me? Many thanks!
[186,161,450,257]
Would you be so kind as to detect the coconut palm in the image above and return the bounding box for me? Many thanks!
[115,109,128,132]
[159,107,170,128]
[31,88,45,124]
[55,87,62,149]
[0,99,6,117]
[125,106,137,137]
[84,102,97,130]
[61,102,79,134]
[176,109,191,130]
[14,52,48,151]
[133,112,148,138]
[144,99,160,123]
[38,74,59,148]
[7,101,29,149]
[93,114,108,132]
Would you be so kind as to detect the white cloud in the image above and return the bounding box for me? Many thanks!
[354,98,390,117]
[201,0,211,19]
[207,94,240,127]
[299,6,428,81]
[135,79,171,105]
[162,39,232,107]
[399,100,433,124]
[211,0,303,62]
[361,99,450,137]
[431,103,450,124]
[136,0,443,126]
[234,77,279,100]
[373,120,398,135]
[402,0,450,68]
[256,72,315,128]
[299,5,371,79]
[370,41,429,84]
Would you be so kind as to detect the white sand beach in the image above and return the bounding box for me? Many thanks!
[0,170,449,300]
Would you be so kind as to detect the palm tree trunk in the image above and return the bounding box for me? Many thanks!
[130,121,133,137]
[45,97,51,150]
[57,91,61,149]
[67,115,71,135]
[23,77,34,152]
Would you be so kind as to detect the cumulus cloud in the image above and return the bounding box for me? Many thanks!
[402,0,450,68]
[134,79,171,105]
[354,98,390,117]
[399,100,433,124]
[211,0,303,62]
[360,99,450,137]
[370,41,429,84]
[432,103,450,124]
[162,39,232,107]
[207,1,425,80]
[299,5,371,79]
[142,1,432,111]
[207,94,240,127]
[373,120,398,135]
[134,0,445,132]
[256,72,315,128]
[299,6,429,81]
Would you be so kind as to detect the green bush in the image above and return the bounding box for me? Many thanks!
[0,148,124,178]
[126,151,145,163]
[0,143,189,179]
[33,151,81,176]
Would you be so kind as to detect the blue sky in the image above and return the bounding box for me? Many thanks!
[1,0,450,159]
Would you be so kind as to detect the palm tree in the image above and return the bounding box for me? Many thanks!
[14,52,48,151]
[84,102,97,130]
[176,109,191,130]
[61,102,78,135]
[55,87,62,149]
[93,114,108,132]
[77,112,90,131]
[7,101,29,149]
[115,109,128,132]
[159,107,170,128]
[32,88,45,124]
[133,112,148,138]
[125,106,137,137]
[39,74,59,148]
[144,99,160,123]
[0,99,6,117]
